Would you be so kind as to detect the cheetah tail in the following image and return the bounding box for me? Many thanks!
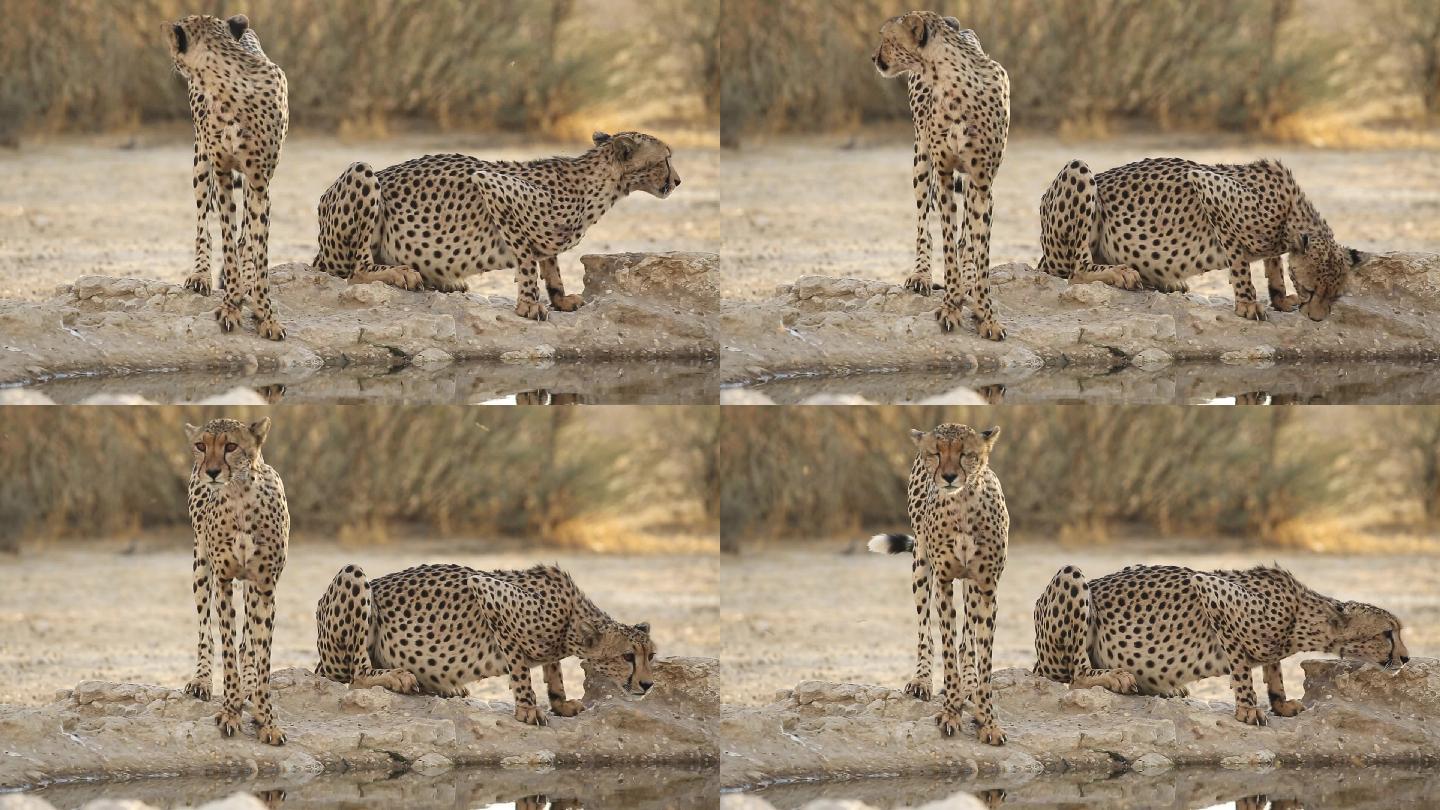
[868,533,915,555]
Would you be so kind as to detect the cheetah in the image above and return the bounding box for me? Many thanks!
[311,132,680,321]
[1033,564,1409,726]
[873,11,1010,340]
[869,423,1010,744]
[166,14,290,340]
[1037,157,1370,321]
[314,563,655,726]
[182,418,290,745]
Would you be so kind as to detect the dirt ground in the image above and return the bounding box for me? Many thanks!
[0,543,717,707]
[721,133,1440,301]
[720,539,1440,706]
[0,132,719,302]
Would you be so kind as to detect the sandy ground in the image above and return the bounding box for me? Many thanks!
[0,543,717,708]
[0,132,719,302]
[721,134,1440,301]
[720,540,1440,707]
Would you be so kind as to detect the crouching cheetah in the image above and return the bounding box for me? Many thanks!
[874,12,1010,340]
[311,132,680,321]
[869,423,1010,744]
[315,563,655,725]
[1038,157,1370,321]
[183,418,290,745]
[1033,564,1409,726]
[166,14,289,340]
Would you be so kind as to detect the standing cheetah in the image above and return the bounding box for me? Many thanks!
[870,423,1010,744]
[873,11,1010,340]
[1033,564,1409,725]
[183,418,290,745]
[311,132,680,321]
[1037,157,1369,321]
[315,563,656,726]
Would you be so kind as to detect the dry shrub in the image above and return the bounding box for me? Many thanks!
[720,0,1348,140]
[719,407,1359,547]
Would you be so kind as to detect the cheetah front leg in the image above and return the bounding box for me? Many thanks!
[904,548,935,701]
[540,257,584,312]
[214,169,245,334]
[183,549,215,701]
[963,579,1006,745]
[904,146,938,296]
[215,579,245,737]
[184,149,216,296]
[935,171,968,335]
[1229,257,1267,322]
[513,259,549,321]
[1190,572,1269,725]
[933,576,968,737]
[960,174,1006,341]
[1263,662,1304,717]
[1265,257,1298,312]
[242,174,286,340]
[544,662,585,717]
[242,578,285,745]
[509,659,546,726]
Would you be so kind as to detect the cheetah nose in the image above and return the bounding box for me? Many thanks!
[1401,655,1410,665]
[639,680,653,693]
[942,472,958,484]
[673,178,681,188]
[874,54,888,71]
[206,468,221,480]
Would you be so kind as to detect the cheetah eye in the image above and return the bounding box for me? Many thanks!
[194,442,205,452]
[622,652,636,663]
[224,442,238,453]
[648,652,656,661]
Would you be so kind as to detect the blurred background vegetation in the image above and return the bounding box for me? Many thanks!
[720,0,1440,144]
[0,406,719,553]
[719,406,1440,552]
[0,0,719,144]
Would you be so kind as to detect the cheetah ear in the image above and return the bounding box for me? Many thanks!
[943,16,961,31]
[248,417,272,447]
[610,133,640,162]
[905,13,930,47]
[909,429,927,447]
[981,426,1001,447]
[185,423,203,442]
[1347,247,1371,269]
[574,617,602,651]
[634,621,651,634]
[592,131,612,146]
[227,14,249,40]
[1293,232,1311,253]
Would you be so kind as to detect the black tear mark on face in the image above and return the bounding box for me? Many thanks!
[173,24,188,54]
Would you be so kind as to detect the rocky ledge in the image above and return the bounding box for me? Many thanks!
[721,658,1439,789]
[0,252,717,388]
[0,657,717,790]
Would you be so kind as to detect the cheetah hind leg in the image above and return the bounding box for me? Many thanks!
[1032,565,1139,695]
[1037,160,1141,292]
[314,564,421,695]
[312,162,424,292]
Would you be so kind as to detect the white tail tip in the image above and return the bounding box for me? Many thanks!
[868,534,891,554]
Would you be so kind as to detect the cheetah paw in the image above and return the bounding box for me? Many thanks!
[904,273,935,297]
[935,706,965,737]
[550,699,586,717]
[184,273,213,296]
[387,266,425,291]
[1234,300,1267,321]
[1271,699,1305,717]
[256,317,286,341]
[977,318,1007,341]
[934,302,964,333]
[903,678,933,701]
[549,293,585,312]
[1271,294,1299,312]
[515,298,549,322]
[1107,670,1139,694]
[215,305,243,333]
[515,705,548,726]
[215,708,242,737]
[256,723,286,746]
[183,678,212,701]
[1113,266,1143,291]
[976,721,1006,746]
[1235,705,1268,726]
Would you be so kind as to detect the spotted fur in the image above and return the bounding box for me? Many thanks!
[311,132,679,321]
[314,563,655,726]
[167,14,289,340]
[1033,564,1410,725]
[1037,157,1369,321]
[871,423,1010,744]
[873,11,1010,340]
[183,417,290,745]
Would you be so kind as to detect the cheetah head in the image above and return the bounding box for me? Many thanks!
[910,423,1000,496]
[873,11,962,78]
[578,619,656,696]
[1289,232,1369,322]
[1331,601,1409,669]
[165,14,252,78]
[185,417,271,488]
[594,131,680,198]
